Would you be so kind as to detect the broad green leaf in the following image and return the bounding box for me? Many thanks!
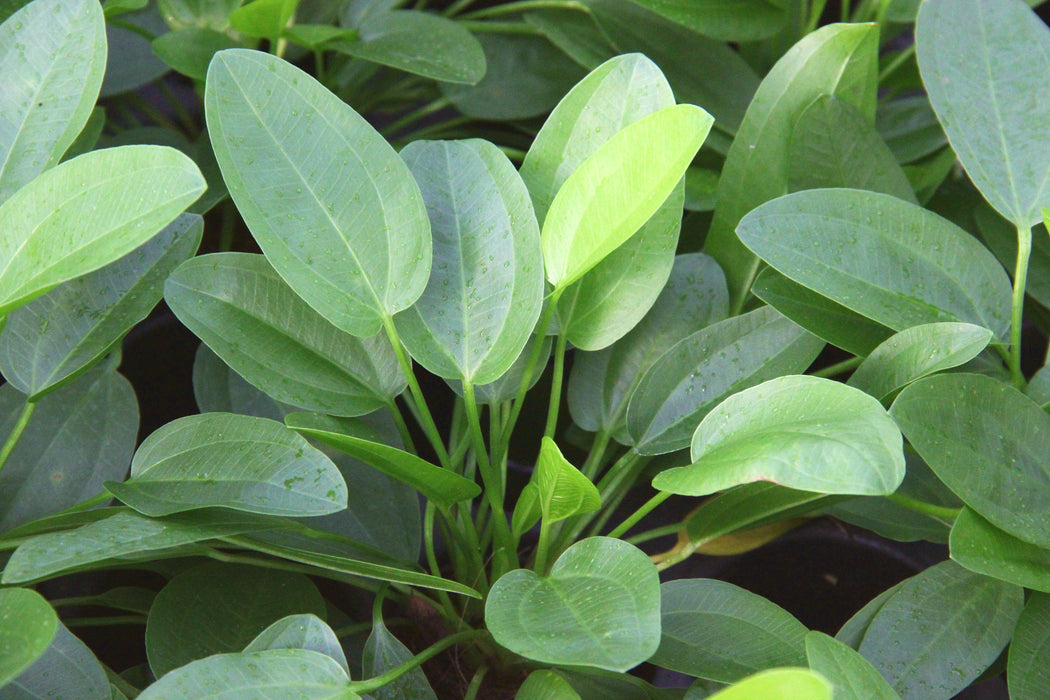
[517,670,581,700]
[0,0,106,204]
[622,0,788,41]
[167,253,405,416]
[788,96,916,204]
[486,537,660,672]
[532,437,600,523]
[950,507,1050,593]
[137,649,356,699]
[568,253,728,442]
[651,579,807,683]
[285,412,480,507]
[626,305,824,455]
[835,583,905,650]
[704,22,878,310]
[0,588,57,687]
[0,214,202,399]
[587,0,760,138]
[522,9,616,70]
[856,561,1022,699]
[192,344,289,421]
[0,506,122,544]
[876,96,947,165]
[145,561,326,677]
[3,622,109,700]
[738,189,1014,339]
[1008,593,1050,700]
[206,49,430,337]
[0,367,137,533]
[0,145,205,316]
[281,24,356,50]
[244,614,349,677]
[395,139,543,384]
[751,269,893,357]
[542,103,711,289]
[331,10,484,84]
[107,412,347,518]
[229,0,297,39]
[891,373,1050,547]
[708,669,831,700]
[847,323,993,402]
[1,509,283,584]
[653,376,904,497]
[917,0,1050,227]
[158,0,241,30]
[362,615,436,700]
[151,27,242,81]
[101,5,170,96]
[103,0,148,17]
[804,631,898,700]
[441,33,585,120]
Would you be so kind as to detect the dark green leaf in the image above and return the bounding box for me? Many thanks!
[876,96,947,165]
[804,631,898,700]
[0,588,57,687]
[192,344,289,421]
[1008,593,1050,700]
[151,27,243,81]
[523,9,616,70]
[362,616,436,700]
[3,622,109,699]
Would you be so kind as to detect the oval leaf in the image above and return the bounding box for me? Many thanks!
[206,48,430,336]
[485,537,660,672]
[652,376,904,497]
[1008,593,1050,700]
[804,631,899,700]
[167,252,404,416]
[738,188,1013,339]
[107,412,347,517]
[0,145,205,316]
[532,437,600,523]
[0,588,57,687]
[950,507,1050,593]
[395,139,543,384]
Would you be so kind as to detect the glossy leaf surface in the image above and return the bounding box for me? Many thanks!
[486,537,660,672]
[206,49,430,336]
[0,588,57,686]
[108,413,347,517]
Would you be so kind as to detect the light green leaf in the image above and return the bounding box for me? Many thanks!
[1,509,282,585]
[395,139,542,384]
[626,305,824,455]
[522,9,616,70]
[0,145,205,316]
[891,373,1050,547]
[650,578,808,683]
[707,669,831,700]
[331,10,484,84]
[804,631,899,700]
[1,214,202,399]
[107,412,347,518]
[3,622,109,700]
[486,537,660,672]
[856,560,1022,700]
[917,0,1050,227]
[284,412,480,507]
[0,0,106,204]
[533,437,600,523]
[138,649,356,699]
[517,670,582,700]
[653,376,904,497]
[568,253,728,442]
[788,96,916,203]
[847,323,993,402]
[738,188,1014,339]
[704,22,878,310]
[0,367,137,533]
[950,507,1050,593]
[1008,593,1050,700]
[542,103,711,289]
[158,0,242,30]
[244,614,349,677]
[362,615,436,700]
[206,49,430,337]
[151,27,242,81]
[0,588,57,687]
[228,0,297,39]
[441,33,585,120]
[453,333,552,405]
[167,252,405,416]
[145,561,326,678]
[751,269,893,357]
[622,0,788,41]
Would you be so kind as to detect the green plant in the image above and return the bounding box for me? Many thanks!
[4,0,1050,699]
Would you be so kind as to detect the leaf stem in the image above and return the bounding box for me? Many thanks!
[543,334,569,439]
[878,44,916,83]
[533,517,553,574]
[385,399,418,455]
[459,20,543,35]
[1009,224,1033,388]
[886,493,962,521]
[459,0,586,19]
[424,503,456,617]
[811,355,863,379]
[380,97,452,138]
[607,491,670,540]
[104,663,142,699]
[347,629,489,694]
[581,429,612,482]
[0,400,36,478]
[463,665,489,700]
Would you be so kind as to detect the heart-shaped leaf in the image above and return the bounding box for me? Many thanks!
[738,188,1013,339]
[206,48,430,336]
[950,507,1050,593]
[653,376,904,497]
[167,252,405,416]
[362,614,436,700]
[244,614,349,677]
[1008,593,1050,700]
[106,412,347,517]
[514,438,600,536]
[0,588,57,687]
[485,537,660,672]
[516,670,581,700]
[804,631,899,700]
